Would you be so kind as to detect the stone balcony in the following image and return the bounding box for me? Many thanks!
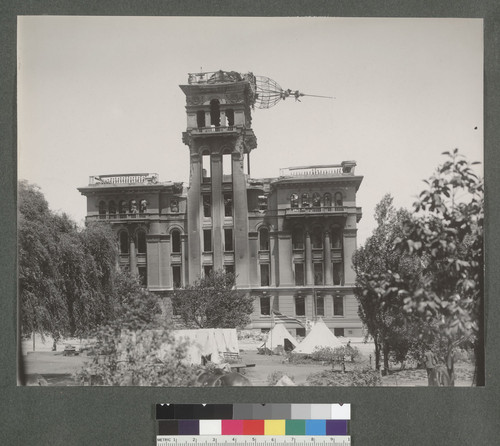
[279,161,357,177]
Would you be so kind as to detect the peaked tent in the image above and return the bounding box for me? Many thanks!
[293,319,344,354]
[165,329,239,364]
[263,323,299,352]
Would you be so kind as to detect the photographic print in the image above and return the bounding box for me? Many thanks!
[17,16,483,387]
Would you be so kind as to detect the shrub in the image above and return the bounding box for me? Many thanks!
[310,346,361,363]
[75,326,199,386]
[306,367,381,387]
[267,370,295,386]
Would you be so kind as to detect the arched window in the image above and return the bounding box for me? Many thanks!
[170,199,179,213]
[129,200,138,214]
[290,193,299,209]
[119,231,129,254]
[301,193,310,208]
[202,151,211,181]
[312,193,321,208]
[292,227,304,250]
[109,201,116,215]
[312,227,323,249]
[334,192,343,206]
[323,193,332,208]
[259,227,269,251]
[98,201,106,216]
[171,230,181,253]
[226,109,234,126]
[210,99,220,127]
[119,200,127,214]
[196,110,205,128]
[137,230,147,254]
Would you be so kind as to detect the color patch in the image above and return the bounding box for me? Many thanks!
[264,419,286,435]
[271,404,291,420]
[252,404,273,419]
[305,419,326,435]
[158,420,178,435]
[221,419,243,435]
[156,404,175,420]
[243,420,265,435]
[178,420,199,435]
[291,404,311,420]
[331,404,351,420]
[310,404,332,419]
[175,405,195,419]
[194,404,233,420]
[285,419,306,435]
[233,404,252,420]
[199,420,222,435]
[326,420,348,435]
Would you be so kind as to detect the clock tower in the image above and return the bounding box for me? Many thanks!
[180,71,258,286]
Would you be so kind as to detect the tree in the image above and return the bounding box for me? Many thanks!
[396,149,484,385]
[172,270,254,328]
[353,194,423,371]
[18,181,68,345]
[18,181,159,346]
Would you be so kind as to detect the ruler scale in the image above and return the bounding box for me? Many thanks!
[157,436,350,446]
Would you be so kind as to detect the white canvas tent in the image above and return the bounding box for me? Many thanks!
[262,323,299,352]
[293,319,344,354]
[169,328,239,364]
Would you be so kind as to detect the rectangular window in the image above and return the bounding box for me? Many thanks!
[334,295,344,316]
[204,265,213,277]
[333,263,342,285]
[294,263,304,286]
[224,193,233,217]
[295,296,305,316]
[172,266,181,288]
[316,295,324,316]
[225,264,235,275]
[224,228,233,251]
[138,266,147,286]
[334,328,345,337]
[260,264,270,287]
[203,229,212,252]
[260,296,270,315]
[314,263,323,285]
[203,194,212,217]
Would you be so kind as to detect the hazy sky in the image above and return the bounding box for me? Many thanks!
[17,16,483,244]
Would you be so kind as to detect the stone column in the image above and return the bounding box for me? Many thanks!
[248,232,259,286]
[277,232,293,286]
[342,228,358,286]
[211,153,223,270]
[324,231,333,285]
[270,231,278,287]
[232,146,250,287]
[181,234,188,286]
[305,231,313,285]
[187,153,202,284]
[129,235,137,276]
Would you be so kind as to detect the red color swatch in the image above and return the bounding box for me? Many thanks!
[221,420,243,435]
[243,420,265,435]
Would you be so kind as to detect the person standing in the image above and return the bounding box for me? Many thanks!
[424,349,438,386]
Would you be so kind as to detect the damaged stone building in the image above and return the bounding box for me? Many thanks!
[78,71,364,337]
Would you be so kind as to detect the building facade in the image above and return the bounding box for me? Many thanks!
[78,71,364,337]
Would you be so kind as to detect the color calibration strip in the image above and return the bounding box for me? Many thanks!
[156,404,350,438]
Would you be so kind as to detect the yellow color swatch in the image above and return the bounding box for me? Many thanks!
[264,419,286,436]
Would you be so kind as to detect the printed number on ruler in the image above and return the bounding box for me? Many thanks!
[157,436,350,446]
